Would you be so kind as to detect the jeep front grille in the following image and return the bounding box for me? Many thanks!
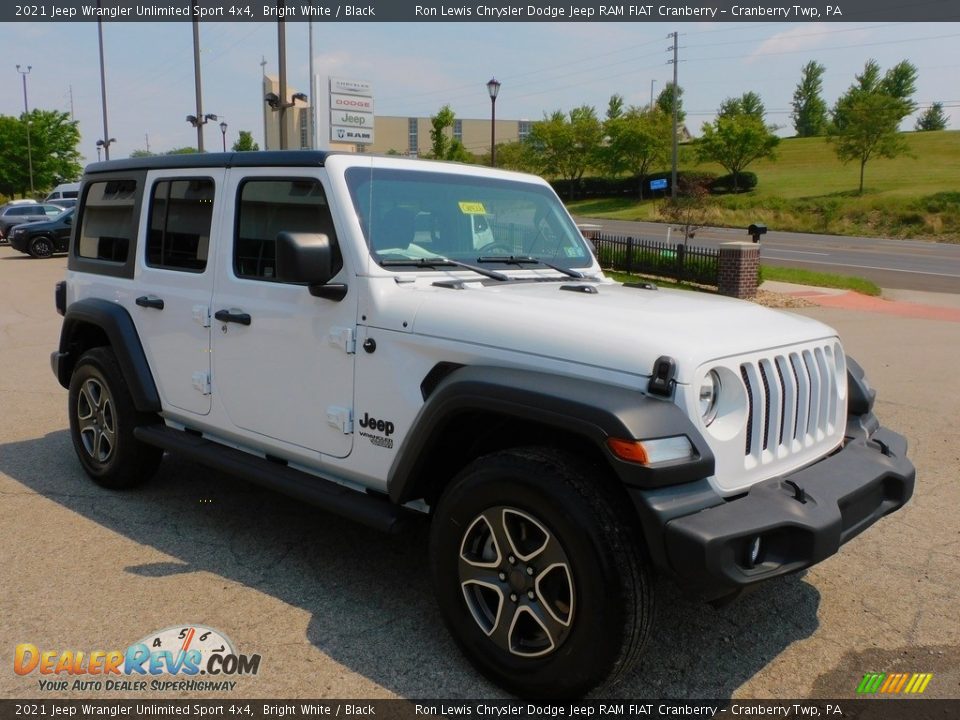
[740,344,839,462]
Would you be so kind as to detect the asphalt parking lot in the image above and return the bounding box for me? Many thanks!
[1,245,958,701]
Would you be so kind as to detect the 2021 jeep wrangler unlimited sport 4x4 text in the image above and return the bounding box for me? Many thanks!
[52,151,915,697]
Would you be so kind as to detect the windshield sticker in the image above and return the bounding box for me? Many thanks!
[458,201,487,215]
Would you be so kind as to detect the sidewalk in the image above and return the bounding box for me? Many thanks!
[760,281,960,323]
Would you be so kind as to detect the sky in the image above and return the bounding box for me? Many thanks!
[0,20,957,163]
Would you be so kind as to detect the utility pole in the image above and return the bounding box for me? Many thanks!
[650,78,656,110]
[667,31,679,201]
[145,133,151,153]
[16,64,35,195]
[68,84,75,118]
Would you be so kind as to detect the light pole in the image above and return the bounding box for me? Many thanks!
[186,113,218,149]
[487,77,500,167]
[96,138,115,162]
[650,79,656,109]
[97,4,113,160]
[16,64,35,196]
[220,121,228,152]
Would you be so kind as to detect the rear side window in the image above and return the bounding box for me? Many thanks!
[234,178,339,281]
[78,180,137,263]
[146,178,215,272]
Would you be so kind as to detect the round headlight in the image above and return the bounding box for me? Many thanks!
[699,370,721,426]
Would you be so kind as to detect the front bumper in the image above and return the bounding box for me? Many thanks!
[631,420,915,599]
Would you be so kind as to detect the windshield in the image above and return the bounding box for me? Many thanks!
[344,167,593,271]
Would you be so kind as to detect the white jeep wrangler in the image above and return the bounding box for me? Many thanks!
[52,151,914,697]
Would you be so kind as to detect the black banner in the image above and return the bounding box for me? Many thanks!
[0,700,958,720]
[3,0,959,23]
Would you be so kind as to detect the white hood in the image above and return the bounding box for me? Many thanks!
[404,279,837,384]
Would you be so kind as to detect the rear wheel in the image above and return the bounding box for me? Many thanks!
[430,447,653,698]
[28,235,54,258]
[68,348,163,489]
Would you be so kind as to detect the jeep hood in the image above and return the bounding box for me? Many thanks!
[407,280,837,384]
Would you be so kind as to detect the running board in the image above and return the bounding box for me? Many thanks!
[134,425,412,534]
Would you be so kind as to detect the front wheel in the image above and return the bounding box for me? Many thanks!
[28,235,54,258]
[68,347,163,489]
[430,447,653,698]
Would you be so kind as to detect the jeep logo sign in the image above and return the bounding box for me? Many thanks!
[358,412,394,436]
[332,110,372,128]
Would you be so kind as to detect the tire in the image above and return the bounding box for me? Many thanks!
[430,447,653,698]
[67,347,163,489]
[28,235,54,258]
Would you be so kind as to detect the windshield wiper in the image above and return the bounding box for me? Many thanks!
[476,255,589,279]
[380,256,508,281]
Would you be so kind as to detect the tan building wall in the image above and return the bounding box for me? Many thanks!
[371,116,525,157]
[260,83,529,156]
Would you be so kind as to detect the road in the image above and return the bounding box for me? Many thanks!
[575,217,960,293]
[1,246,958,700]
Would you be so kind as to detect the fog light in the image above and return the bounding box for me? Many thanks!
[746,536,762,568]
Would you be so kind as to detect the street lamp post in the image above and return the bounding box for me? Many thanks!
[15,64,35,196]
[96,138,115,161]
[487,77,501,167]
[220,121,228,152]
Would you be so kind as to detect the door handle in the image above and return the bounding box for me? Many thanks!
[135,295,164,310]
[214,309,252,326]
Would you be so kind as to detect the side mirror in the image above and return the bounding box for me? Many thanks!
[275,231,347,301]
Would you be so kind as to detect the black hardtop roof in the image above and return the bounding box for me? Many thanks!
[84,150,333,175]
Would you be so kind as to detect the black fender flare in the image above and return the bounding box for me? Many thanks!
[387,365,714,504]
[54,298,161,413]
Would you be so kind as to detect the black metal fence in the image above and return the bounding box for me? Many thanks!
[591,233,720,286]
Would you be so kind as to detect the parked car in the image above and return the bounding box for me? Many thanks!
[0,203,64,242]
[9,207,74,257]
[49,198,77,210]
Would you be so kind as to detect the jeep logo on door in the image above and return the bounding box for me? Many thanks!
[358,413,395,449]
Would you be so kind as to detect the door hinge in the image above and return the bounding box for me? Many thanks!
[329,326,356,354]
[192,371,211,395]
[327,406,353,434]
[192,305,211,328]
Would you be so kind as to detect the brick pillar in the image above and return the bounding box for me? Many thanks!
[717,242,760,299]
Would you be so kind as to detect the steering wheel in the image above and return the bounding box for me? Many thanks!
[476,242,516,256]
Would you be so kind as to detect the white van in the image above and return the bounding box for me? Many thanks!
[44,183,80,202]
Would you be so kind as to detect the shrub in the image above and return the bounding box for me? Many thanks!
[710,171,758,194]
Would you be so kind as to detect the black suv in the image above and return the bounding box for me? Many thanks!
[9,208,74,258]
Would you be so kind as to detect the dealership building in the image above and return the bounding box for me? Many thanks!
[262,75,530,157]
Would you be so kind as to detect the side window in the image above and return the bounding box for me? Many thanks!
[78,179,137,263]
[234,178,340,281]
[146,178,215,272]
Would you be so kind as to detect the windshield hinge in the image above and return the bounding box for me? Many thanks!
[329,327,356,354]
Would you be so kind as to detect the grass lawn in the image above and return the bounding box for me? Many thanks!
[568,130,960,241]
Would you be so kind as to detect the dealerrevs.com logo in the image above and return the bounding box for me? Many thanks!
[14,625,261,692]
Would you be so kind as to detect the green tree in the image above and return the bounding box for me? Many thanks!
[829,60,916,193]
[129,149,155,158]
[791,61,828,137]
[527,106,603,188]
[915,103,949,131]
[696,114,779,192]
[489,141,535,172]
[426,104,472,162]
[0,110,81,198]
[166,147,199,155]
[232,130,260,151]
[603,106,671,197]
[655,83,685,124]
[829,92,910,194]
[718,91,766,120]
